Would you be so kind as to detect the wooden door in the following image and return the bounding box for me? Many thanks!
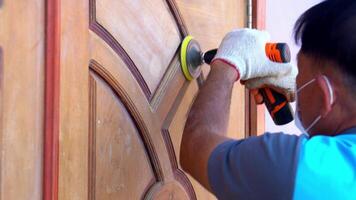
[0,0,249,199]
[57,0,247,199]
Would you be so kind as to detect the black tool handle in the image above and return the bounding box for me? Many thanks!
[203,43,294,125]
[204,43,291,64]
[262,43,293,125]
[204,49,218,64]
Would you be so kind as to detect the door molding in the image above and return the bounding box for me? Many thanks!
[44,0,61,199]
[247,0,266,136]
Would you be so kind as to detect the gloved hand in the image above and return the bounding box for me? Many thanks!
[212,28,298,101]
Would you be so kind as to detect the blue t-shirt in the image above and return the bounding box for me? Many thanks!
[208,128,356,200]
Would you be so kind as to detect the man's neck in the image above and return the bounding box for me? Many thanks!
[335,119,356,135]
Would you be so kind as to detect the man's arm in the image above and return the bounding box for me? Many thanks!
[180,60,238,191]
[179,29,299,198]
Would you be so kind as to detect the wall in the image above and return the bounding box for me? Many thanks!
[265,0,322,134]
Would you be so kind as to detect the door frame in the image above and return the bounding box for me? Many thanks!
[247,0,266,137]
[43,0,60,199]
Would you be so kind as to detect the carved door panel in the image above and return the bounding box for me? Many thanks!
[59,0,246,199]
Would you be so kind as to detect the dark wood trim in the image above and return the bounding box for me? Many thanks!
[247,0,266,137]
[253,0,266,31]
[88,76,97,200]
[0,48,3,85]
[165,0,189,37]
[43,0,60,199]
[89,0,151,100]
[141,178,158,200]
[162,130,178,169]
[174,169,197,200]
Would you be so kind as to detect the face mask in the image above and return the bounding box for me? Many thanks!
[294,75,334,135]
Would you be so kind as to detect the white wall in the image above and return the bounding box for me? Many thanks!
[265,0,322,134]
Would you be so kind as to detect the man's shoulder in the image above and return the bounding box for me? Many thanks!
[208,132,356,199]
[208,132,307,200]
[294,133,356,199]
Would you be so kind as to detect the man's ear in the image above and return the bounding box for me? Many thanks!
[316,75,335,117]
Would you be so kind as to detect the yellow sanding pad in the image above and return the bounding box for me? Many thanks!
[180,36,203,81]
[181,36,194,80]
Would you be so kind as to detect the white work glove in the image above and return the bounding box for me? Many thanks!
[212,28,298,101]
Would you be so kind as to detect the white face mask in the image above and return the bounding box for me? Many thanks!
[294,75,334,135]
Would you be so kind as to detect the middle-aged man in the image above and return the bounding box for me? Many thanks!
[180,0,356,199]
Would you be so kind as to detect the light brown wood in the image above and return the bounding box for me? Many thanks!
[58,0,89,199]
[0,0,249,199]
[96,0,181,93]
[175,0,247,139]
[58,0,247,199]
[149,182,190,200]
[0,0,266,199]
[0,0,45,199]
[89,72,155,199]
[252,0,266,136]
[175,1,247,199]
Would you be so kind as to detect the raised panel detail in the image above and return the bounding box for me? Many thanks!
[161,81,200,200]
[148,182,190,200]
[92,0,181,94]
[89,70,157,199]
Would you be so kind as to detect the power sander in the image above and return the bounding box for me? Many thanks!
[180,36,294,125]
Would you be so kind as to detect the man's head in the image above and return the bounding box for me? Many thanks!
[294,0,356,136]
